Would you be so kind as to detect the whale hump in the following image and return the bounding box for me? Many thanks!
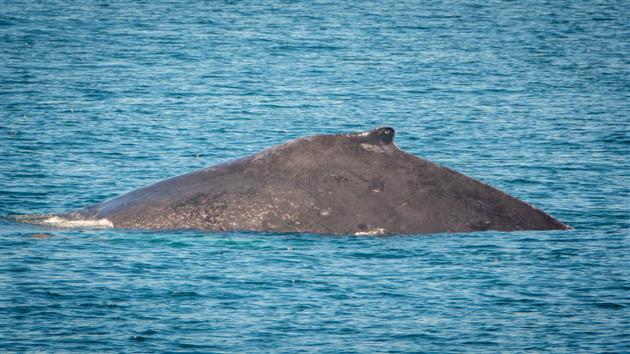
[40,127,569,235]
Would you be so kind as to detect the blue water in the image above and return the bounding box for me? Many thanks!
[1,0,629,352]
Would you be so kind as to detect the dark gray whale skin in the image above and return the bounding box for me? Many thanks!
[66,127,569,235]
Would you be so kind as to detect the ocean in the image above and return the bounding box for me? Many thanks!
[1,0,628,352]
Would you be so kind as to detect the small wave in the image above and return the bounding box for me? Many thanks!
[43,216,113,228]
[594,302,625,310]
[12,214,113,229]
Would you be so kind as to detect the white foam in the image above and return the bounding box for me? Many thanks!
[354,228,386,236]
[43,216,113,228]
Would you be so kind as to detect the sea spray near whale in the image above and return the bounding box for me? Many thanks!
[16,127,570,235]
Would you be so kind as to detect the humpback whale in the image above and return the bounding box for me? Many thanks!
[26,127,570,235]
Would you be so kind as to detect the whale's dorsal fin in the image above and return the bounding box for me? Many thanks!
[354,127,395,146]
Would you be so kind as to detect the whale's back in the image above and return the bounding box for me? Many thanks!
[59,127,569,235]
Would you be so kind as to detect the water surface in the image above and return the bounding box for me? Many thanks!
[1,0,629,352]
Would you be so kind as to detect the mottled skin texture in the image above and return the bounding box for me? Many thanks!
[69,127,569,235]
